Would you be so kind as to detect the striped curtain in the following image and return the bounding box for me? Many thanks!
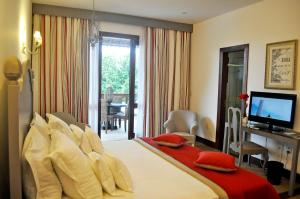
[32,14,89,123]
[143,27,191,137]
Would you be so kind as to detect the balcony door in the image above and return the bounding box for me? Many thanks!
[98,32,139,140]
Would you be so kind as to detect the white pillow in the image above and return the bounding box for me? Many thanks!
[69,125,103,155]
[102,152,133,192]
[84,127,104,154]
[31,112,48,127]
[22,125,62,199]
[46,113,77,143]
[88,152,116,195]
[30,112,50,136]
[49,130,103,199]
[69,124,84,146]
[80,132,93,154]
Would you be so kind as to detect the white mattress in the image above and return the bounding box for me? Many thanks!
[101,140,219,199]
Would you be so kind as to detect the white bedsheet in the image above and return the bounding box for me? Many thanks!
[101,140,218,199]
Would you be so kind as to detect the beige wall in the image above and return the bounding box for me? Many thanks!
[0,0,31,197]
[191,0,300,171]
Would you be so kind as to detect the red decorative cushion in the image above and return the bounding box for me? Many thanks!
[194,151,237,172]
[153,133,186,147]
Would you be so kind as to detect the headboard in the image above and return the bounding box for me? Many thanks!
[5,57,33,199]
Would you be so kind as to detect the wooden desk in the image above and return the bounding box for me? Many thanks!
[242,126,300,196]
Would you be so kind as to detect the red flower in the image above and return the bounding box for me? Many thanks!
[239,93,249,101]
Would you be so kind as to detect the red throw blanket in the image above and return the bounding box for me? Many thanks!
[141,137,279,199]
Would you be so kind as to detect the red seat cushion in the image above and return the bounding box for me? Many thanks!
[194,151,237,172]
[153,133,186,147]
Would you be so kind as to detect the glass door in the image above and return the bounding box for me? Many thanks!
[98,32,139,140]
[225,51,245,122]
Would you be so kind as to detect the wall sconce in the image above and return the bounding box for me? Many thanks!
[23,31,42,55]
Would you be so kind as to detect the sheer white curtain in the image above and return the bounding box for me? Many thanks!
[88,44,99,132]
[135,31,145,137]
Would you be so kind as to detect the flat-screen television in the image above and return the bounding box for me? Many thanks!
[248,91,297,129]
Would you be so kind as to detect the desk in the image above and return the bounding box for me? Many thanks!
[242,126,300,196]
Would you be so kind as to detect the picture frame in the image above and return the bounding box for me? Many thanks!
[264,40,298,90]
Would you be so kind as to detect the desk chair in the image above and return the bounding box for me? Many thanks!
[227,107,269,168]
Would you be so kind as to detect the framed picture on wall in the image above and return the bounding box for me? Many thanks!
[264,40,298,90]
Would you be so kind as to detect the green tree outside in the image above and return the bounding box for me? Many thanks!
[101,54,130,94]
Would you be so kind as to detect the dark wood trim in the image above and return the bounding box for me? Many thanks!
[98,31,139,139]
[128,39,136,140]
[215,44,249,150]
[196,136,216,148]
[32,3,193,32]
[100,32,139,45]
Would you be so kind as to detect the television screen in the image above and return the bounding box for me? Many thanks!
[250,97,293,122]
[248,91,297,129]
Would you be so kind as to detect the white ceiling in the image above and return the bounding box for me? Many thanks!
[32,0,262,24]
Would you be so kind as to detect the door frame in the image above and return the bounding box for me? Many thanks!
[215,44,249,150]
[98,31,139,140]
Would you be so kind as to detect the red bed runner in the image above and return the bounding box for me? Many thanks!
[141,137,279,199]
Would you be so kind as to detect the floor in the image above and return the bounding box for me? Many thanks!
[196,142,300,199]
[101,128,128,141]
[100,120,128,141]
[100,114,138,141]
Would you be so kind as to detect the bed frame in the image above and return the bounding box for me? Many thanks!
[5,56,33,199]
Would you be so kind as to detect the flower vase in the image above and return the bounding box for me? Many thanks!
[242,116,248,126]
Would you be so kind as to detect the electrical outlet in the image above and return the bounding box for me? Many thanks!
[285,145,292,154]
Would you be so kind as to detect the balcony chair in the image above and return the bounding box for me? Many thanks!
[100,99,114,133]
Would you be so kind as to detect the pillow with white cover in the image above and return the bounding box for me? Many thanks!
[49,130,103,199]
[102,152,133,192]
[88,152,117,195]
[82,127,104,154]
[69,124,84,146]
[22,125,62,199]
[80,131,93,154]
[46,113,78,145]
[69,124,103,155]
[30,112,49,135]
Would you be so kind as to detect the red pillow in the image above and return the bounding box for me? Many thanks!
[153,133,186,147]
[194,151,237,172]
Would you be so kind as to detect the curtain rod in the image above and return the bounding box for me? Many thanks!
[32,3,193,33]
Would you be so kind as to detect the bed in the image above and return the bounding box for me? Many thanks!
[5,57,278,199]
